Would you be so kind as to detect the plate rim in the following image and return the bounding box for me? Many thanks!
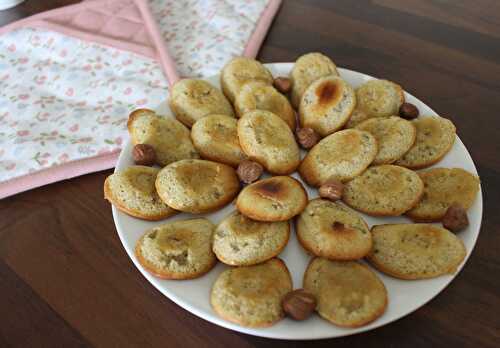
[112,62,483,340]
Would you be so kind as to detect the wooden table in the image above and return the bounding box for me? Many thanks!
[1,1,499,347]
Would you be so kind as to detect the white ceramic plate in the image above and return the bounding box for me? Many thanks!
[112,63,483,340]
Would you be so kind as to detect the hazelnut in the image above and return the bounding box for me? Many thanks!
[273,77,292,94]
[132,144,156,166]
[296,127,320,149]
[442,203,469,233]
[236,160,263,184]
[399,102,419,119]
[282,289,317,320]
[319,178,344,201]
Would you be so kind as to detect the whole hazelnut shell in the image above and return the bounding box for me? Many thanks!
[132,144,156,166]
[236,160,264,184]
[282,289,317,321]
[399,102,419,120]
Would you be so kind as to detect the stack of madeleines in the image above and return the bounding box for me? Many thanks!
[104,53,480,329]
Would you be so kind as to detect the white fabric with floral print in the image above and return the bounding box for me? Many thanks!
[0,27,167,181]
[149,0,269,77]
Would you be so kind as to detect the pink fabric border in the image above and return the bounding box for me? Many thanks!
[0,0,281,199]
[243,0,282,57]
[0,151,120,198]
[135,0,180,84]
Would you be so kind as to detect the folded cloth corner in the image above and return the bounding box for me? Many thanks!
[0,0,282,199]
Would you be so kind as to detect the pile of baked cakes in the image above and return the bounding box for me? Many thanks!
[104,53,480,329]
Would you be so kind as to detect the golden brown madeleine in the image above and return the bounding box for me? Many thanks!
[237,110,300,175]
[355,116,417,165]
[367,224,467,279]
[236,176,308,222]
[127,109,199,166]
[296,199,372,260]
[406,168,480,221]
[155,159,240,214]
[169,78,234,127]
[290,52,339,108]
[355,79,405,118]
[299,75,356,136]
[211,258,292,327]
[213,210,290,266]
[395,116,456,169]
[299,129,378,187]
[220,57,273,103]
[342,165,424,216]
[104,166,176,220]
[135,218,217,279]
[234,81,296,130]
[303,258,387,328]
[191,114,247,167]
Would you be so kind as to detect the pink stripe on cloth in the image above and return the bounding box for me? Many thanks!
[135,0,180,85]
[0,151,120,198]
[243,0,282,57]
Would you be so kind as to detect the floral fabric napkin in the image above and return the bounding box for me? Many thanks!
[0,0,281,198]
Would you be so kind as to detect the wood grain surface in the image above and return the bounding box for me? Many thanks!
[1,1,499,347]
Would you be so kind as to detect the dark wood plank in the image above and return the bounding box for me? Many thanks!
[375,0,500,39]
[0,260,92,348]
[307,0,500,63]
[269,1,500,89]
[0,0,81,26]
[1,0,500,347]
